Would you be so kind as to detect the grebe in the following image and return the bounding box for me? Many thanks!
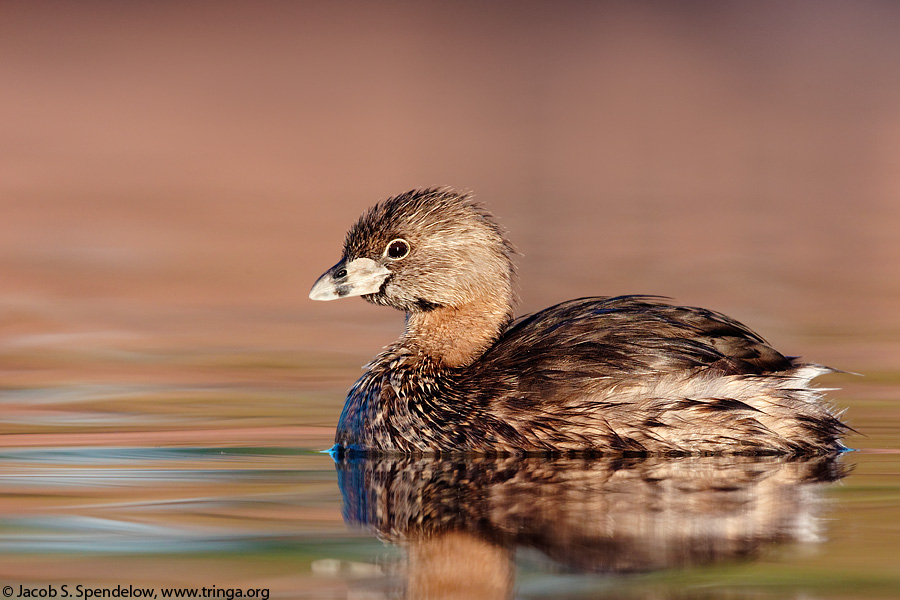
[310,188,847,455]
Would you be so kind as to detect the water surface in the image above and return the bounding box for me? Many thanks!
[1,365,898,599]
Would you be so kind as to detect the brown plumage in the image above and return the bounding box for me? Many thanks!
[309,188,848,455]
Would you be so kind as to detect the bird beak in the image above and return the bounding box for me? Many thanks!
[309,258,391,301]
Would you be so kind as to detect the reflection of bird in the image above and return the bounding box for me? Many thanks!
[311,188,848,454]
[336,454,849,574]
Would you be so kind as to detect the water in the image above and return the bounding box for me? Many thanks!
[1,363,898,599]
[3,3,900,599]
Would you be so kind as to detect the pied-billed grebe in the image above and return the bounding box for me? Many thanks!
[310,188,847,455]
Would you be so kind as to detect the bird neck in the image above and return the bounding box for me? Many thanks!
[401,296,512,369]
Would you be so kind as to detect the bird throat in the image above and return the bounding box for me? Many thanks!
[402,297,512,369]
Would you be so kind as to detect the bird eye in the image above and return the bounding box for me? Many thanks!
[385,238,410,260]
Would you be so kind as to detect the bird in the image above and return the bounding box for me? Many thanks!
[309,188,848,456]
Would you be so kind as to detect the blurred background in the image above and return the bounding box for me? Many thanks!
[3,3,900,596]
[2,0,899,384]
